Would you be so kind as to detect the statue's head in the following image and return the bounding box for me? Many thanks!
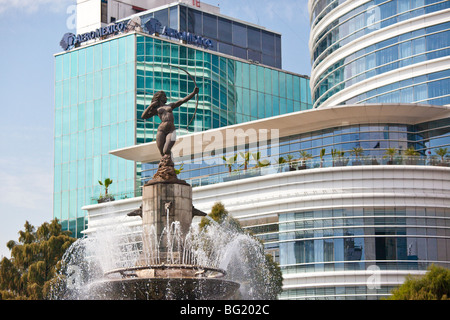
[152,91,167,106]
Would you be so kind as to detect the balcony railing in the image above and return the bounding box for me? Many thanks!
[89,155,449,204]
[186,155,450,188]
[90,188,142,205]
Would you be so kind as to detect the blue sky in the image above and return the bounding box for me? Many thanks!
[0,0,311,258]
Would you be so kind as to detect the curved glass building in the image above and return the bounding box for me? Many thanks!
[92,103,450,300]
[309,0,450,108]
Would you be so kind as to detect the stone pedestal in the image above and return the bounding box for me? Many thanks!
[141,182,193,263]
[145,154,189,186]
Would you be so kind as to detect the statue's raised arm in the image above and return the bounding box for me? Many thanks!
[171,86,199,110]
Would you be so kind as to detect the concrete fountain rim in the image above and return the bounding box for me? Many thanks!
[103,264,227,278]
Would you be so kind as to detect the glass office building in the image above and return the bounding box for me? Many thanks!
[127,2,283,68]
[54,34,137,237]
[53,28,311,237]
[309,0,450,108]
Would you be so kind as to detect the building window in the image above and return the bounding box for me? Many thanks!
[203,13,217,38]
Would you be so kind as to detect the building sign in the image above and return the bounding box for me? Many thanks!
[59,16,213,51]
[60,21,126,51]
[145,18,213,49]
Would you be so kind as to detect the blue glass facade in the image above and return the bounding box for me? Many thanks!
[344,69,450,105]
[275,206,450,299]
[310,0,450,108]
[124,3,282,68]
[54,34,136,237]
[54,32,311,237]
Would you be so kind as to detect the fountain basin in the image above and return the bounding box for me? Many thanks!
[90,264,240,300]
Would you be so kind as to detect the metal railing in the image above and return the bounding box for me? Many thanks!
[90,155,449,204]
[186,155,450,188]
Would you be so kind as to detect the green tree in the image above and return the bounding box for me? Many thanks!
[319,148,326,167]
[435,147,448,163]
[251,151,270,168]
[275,156,287,172]
[297,151,312,169]
[383,147,398,164]
[199,202,283,299]
[404,146,419,156]
[350,147,364,158]
[222,154,238,173]
[98,178,113,196]
[199,201,237,230]
[0,219,76,300]
[239,151,251,171]
[98,178,114,202]
[387,264,450,300]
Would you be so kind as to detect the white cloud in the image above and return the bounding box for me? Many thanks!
[0,0,74,14]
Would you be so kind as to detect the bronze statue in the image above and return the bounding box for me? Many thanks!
[141,85,198,185]
[142,87,199,157]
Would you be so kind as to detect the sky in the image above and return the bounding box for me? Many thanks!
[0,0,311,258]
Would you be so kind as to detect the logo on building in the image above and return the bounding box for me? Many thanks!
[60,21,126,51]
[144,18,214,49]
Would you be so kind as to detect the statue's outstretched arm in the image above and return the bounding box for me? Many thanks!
[171,86,199,110]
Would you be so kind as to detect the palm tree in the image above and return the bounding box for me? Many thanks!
[350,147,364,165]
[98,178,113,196]
[404,146,419,156]
[275,156,286,172]
[252,152,270,168]
[98,178,114,202]
[222,154,237,173]
[350,147,364,157]
[331,149,345,166]
[383,148,397,164]
[298,151,312,169]
[239,151,251,171]
[435,147,448,165]
[319,148,326,168]
[285,154,296,171]
[404,146,420,165]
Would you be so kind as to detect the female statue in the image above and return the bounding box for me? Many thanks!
[141,86,199,157]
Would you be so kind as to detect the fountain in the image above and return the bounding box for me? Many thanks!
[50,80,241,300]
[86,181,240,300]
[50,71,279,300]
[51,200,282,300]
